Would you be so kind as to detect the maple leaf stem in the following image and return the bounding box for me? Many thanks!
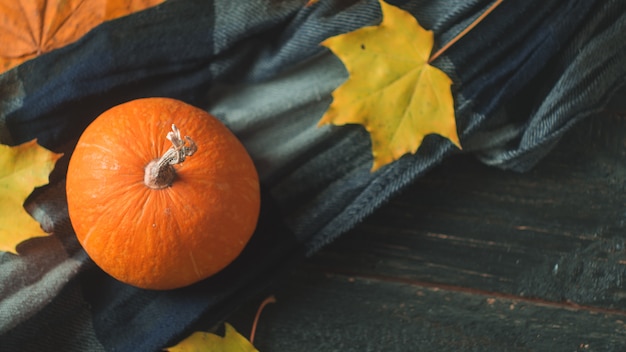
[428,0,503,63]
[249,295,276,344]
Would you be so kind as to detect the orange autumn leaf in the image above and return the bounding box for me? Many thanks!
[319,0,461,171]
[0,140,62,254]
[0,0,165,74]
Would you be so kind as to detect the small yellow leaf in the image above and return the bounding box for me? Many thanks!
[0,140,62,253]
[165,323,259,352]
[319,0,461,171]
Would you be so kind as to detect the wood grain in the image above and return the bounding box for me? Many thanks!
[311,113,626,308]
[246,271,626,351]
[229,111,625,350]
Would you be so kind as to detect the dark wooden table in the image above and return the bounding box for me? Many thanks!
[229,108,625,351]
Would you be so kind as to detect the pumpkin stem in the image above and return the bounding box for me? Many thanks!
[144,124,197,189]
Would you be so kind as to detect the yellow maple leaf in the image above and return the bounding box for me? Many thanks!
[0,140,62,253]
[165,323,259,352]
[318,0,461,171]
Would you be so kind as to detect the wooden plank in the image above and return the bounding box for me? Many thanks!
[233,270,626,351]
[225,112,625,350]
[307,113,626,308]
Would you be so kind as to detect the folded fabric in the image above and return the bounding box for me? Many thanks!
[1,0,624,350]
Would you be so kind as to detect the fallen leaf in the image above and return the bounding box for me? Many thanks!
[166,296,275,351]
[0,0,165,74]
[318,0,461,171]
[165,323,259,352]
[0,140,62,253]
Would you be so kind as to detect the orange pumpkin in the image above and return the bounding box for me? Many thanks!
[66,97,261,290]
